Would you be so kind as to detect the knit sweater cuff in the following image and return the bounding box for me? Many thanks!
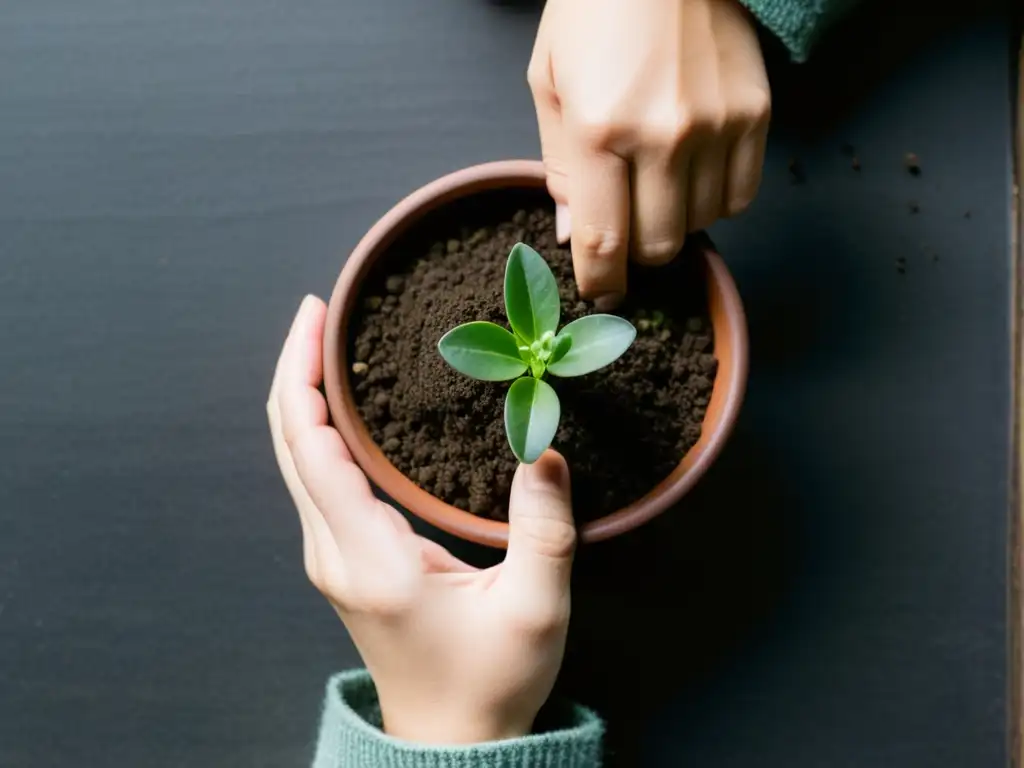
[739,0,856,62]
[311,670,604,768]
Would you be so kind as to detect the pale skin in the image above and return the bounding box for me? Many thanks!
[268,296,578,743]
[270,0,771,744]
[529,0,770,308]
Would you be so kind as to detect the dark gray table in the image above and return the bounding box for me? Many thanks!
[0,1,1016,766]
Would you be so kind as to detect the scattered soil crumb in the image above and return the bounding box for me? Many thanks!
[908,201,919,214]
[787,157,805,184]
[895,257,907,275]
[904,152,921,176]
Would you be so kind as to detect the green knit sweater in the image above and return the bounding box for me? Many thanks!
[743,0,860,61]
[311,670,604,767]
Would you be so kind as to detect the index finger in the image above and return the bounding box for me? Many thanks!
[273,297,385,552]
[566,141,630,309]
[275,296,346,459]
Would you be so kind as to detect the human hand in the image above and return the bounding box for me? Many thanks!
[528,0,770,307]
[267,296,578,744]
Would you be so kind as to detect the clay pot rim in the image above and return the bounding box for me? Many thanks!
[323,159,748,549]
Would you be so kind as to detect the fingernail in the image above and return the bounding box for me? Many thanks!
[522,451,569,491]
[593,292,624,312]
[555,204,571,244]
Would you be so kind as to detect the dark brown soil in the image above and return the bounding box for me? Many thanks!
[348,192,716,523]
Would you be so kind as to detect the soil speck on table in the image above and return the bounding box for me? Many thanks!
[787,157,805,184]
[896,256,907,274]
[348,195,716,523]
[904,152,921,176]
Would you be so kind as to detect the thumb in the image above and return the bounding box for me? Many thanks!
[501,450,576,599]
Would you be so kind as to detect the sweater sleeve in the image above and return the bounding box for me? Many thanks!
[738,0,861,61]
[311,669,605,768]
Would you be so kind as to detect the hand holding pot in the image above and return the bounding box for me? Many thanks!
[528,0,770,306]
[267,295,578,744]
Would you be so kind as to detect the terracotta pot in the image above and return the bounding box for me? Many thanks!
[323,160,748,548]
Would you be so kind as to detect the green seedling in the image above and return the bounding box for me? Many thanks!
[438,242,636,464]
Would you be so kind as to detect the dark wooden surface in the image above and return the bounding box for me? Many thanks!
[1011,31,1022,768]
[0,2,1016,766]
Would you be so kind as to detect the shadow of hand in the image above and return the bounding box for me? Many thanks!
[554,424,797,765]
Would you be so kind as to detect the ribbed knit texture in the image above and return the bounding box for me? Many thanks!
[312,670,604,768]
[739,0,861,61]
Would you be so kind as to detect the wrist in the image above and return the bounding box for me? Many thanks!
[379,700,536,745]
[315,671,606,768]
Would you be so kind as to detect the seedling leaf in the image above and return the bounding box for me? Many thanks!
[546,314,636,377]
[505,243,560,344]
[549,333,572,366]
[504,377,560,464]
[438,321,528,381]
[436,242,638,464]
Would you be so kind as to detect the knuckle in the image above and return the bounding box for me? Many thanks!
[728,90,771,132]
[577,222,623,261]
[651,104,727,148]
[518,515,577,560]
[643,108,692,148]
[305,561,336,597]
[304,552,347,601]
[543,159,569,199]
[308,571,332,597]
[545,175,567,204]
[287,425,327,465]
[509,597,570,637]
[742,88,772,125]
[691,104,728,137]
[304,560,322,590]
[669,107,696,144]
[525,61,548,96]
[543,154,569,178]
[574,115,619,152]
